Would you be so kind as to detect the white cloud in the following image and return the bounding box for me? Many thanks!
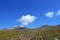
[45,12,54,18]
[56,10,60,15]
[18,14,37,26]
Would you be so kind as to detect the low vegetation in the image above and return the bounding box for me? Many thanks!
[0,25,60,40]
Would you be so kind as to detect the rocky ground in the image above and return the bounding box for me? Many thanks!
[0,25,60,40]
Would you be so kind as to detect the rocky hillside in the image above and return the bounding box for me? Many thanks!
[0,25,60,40]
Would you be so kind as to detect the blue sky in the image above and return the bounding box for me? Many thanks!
[0,0,60,29]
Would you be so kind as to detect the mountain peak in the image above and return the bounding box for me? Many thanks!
[8,26,27,30]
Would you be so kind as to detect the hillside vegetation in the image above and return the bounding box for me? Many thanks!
[0,25,60,40]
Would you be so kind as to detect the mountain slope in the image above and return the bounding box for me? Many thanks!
[0,25,60,40]
[7,26,28,30]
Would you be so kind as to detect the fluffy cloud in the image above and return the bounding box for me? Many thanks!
[45,10,60,18]
[45,12,54,18]
[18,14,37,26]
